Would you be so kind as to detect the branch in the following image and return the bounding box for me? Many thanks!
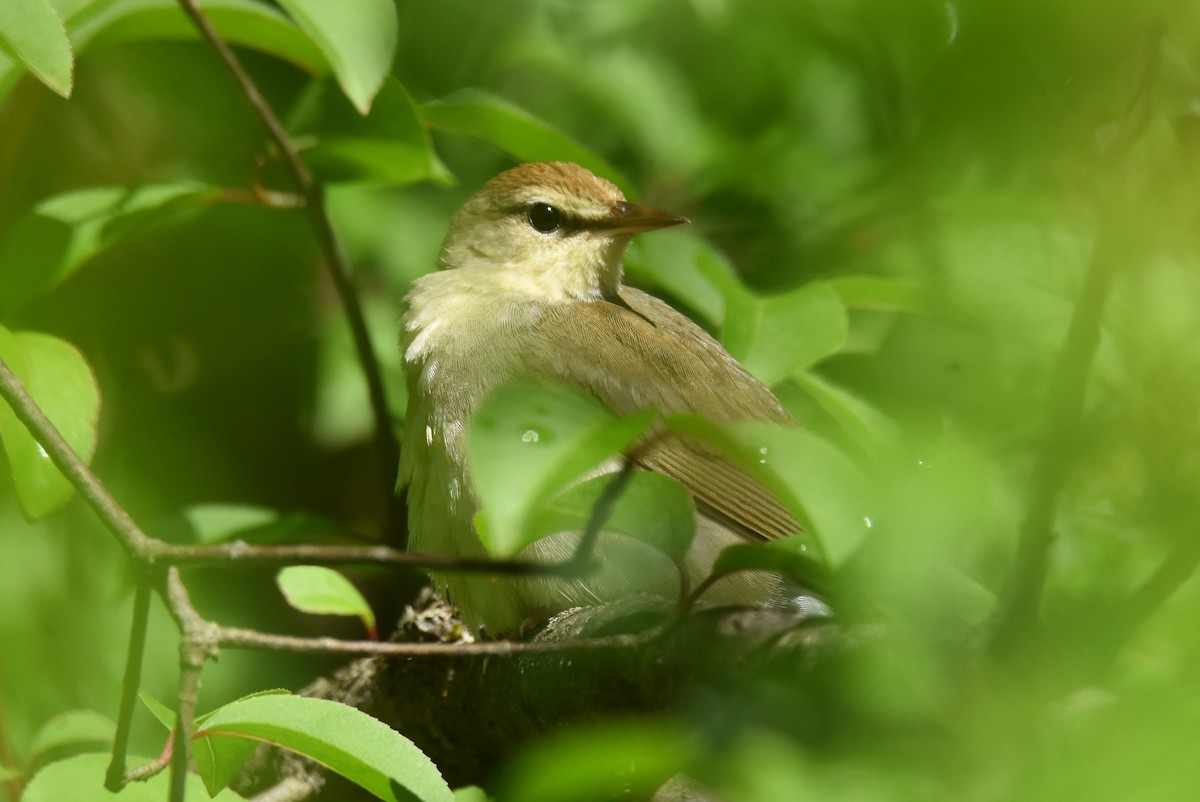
[163,569,220,802]
[988,28,1162,655]
[106,581,152,791]
[1118,531,1200,640]
[175,0,402,543]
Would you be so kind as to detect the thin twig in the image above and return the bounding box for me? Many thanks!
[123,734,172,785]
[1118,532,1200,641]
[217,622,658,657]
[163,541,587,577]
[0,662,22,801]
[175,0,402,542]
[106,580,153,792]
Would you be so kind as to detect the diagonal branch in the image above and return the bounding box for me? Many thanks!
[988,27,1162,655]
[175,0,402,542]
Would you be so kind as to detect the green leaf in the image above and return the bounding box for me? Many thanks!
[0,764,18,781]
[789,372,900,453]
[724,421,873,566]
[722,281,849,386]
[452,787,490,802]
[276,566,377,639]
[0,0,329,106]
[22,752,245,801]
[0,0,73,97]
[194,694,452,802]
[79,0,325,71]
[155,503,340,545]
[28,710,115,763]
[276,0,396,114]
[496,720,693,802]
[138,691,175,731]
[419,89,632,195]
[0,182,211,316]
[710,538,832,597]
[468,381,657,557]
[0,328,100,520]
[624,231,744,329]
[526,471,696,563]
[289,77,450,186]
[664,416,873,565]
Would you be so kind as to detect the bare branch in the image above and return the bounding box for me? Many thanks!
[988,28,1162,655]
[175,0,402,542]
[163,569,221,802]
[217,623,659,658]
[105,581,153,792]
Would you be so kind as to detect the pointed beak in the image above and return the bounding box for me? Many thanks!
[589,201,689,235]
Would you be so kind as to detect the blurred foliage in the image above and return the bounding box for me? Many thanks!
[2,0,1200,800]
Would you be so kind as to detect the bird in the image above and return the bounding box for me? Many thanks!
[398,161,803,636]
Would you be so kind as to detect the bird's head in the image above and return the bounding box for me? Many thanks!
[437,162,687,302]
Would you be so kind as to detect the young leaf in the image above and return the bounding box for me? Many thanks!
[28,710,115,764]
[0,328,100,520]
[276,0,396,114]
[194,694,453,802]
[22,752,245,801]
[419,89,632,195]
[0,182,211,316]
[277,565,377,639]
[468,381,656,557]
[722,280,849,386]
[138,691,175,731]
[0,0,72,97]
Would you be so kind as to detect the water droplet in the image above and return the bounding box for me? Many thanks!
[863,515,873,529]
[521,429,540,444]
[36,443,49,459]
[425,425,434,446]
[758,446,769,465]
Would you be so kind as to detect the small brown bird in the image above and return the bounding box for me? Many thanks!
[399,162,801,635]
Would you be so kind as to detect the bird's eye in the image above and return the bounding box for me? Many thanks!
[527,202,563,233]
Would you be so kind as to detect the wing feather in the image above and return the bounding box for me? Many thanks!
[528,287,801,541]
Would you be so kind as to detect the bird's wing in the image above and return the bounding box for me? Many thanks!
[528,287,801,541]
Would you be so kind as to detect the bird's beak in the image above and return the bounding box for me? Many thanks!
[589,201,689,235]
